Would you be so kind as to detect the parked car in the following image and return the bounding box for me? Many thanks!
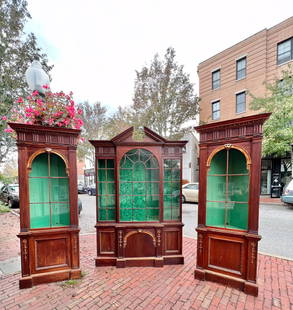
[0,184,19,208]
[78,198,82,214]
[87,184,96,196]
[78,183,86,194]
[281,179,293,205]
[182,183,198,203]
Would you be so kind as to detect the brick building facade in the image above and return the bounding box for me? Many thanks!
[197,17,293,195]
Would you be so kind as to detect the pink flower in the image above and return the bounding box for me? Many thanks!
[2,116,7,121]
[36,99,43,106]
[16,97,24,103]
[42,85,49,89]
[32,90,39,96]
[80,137,85,142]
[77,109,83,115]
[4,128,13,133]
[48,118,54,125]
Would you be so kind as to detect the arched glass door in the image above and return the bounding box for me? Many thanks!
[206,148,249,230]
[119,149,160,222]
[29,152,70,228]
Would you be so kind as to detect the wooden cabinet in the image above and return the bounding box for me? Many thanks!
[90,127,186,267]
[194,113,270,296]
[9,123,81,289]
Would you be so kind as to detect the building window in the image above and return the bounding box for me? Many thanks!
[212,100,220,120]
[212,69,220,90]
[236,91,246,113]
[236,57,246,80]
[277,38,293,65]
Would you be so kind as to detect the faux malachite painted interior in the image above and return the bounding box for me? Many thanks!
[119,149,160,222]
[29,153,70,228]
[206,148,249,230]
[163,159,181,221]
[97,159,116,221]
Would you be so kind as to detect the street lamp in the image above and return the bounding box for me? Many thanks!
[25,60,50,95]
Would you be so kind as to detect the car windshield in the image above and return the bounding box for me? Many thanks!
[9,185,19,193]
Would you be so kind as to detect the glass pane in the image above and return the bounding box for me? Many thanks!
[172,208,180,220]
[120,169,132,181]
[107,195,116,208]
[133,182,146,195]
[226,203,248,230]
[120,157,133,168]
[120,182,132,195]
[107,169,115,180]
[164,207,171,220]
[107,182,115,195]
[133,162,146,181]
[133,209,146,221]
[99,209,107,220]
[164,169,172,181]
[51,203,70,227]
[51,178,69,202]
[120,196,132,209]
[228,149,248,174]
[228,176,249,202]
[107,160,114,168]
[146,182,159,195]
[206,201,225,228]
[98,169,106,181]
[146,195,159,208]
[120,209,132,221]
[98,182,107,195]
[30,153,49,177]
[172,169,180,180]
[98,159,106,168]
[146,208,159,221]
[50,154,67,177]
[29,178,49,203]
[134,195,146,208]
[208,150,226,174]
[107,209,116,221]
[146,169,159,181]
[207,176,226,201]
[30,203,50,228]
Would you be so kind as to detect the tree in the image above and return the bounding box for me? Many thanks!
[250,69,293,159]
[77,101,107,166]
[131,47,199,140]
[104,106,132,139]
[0,0,53,164]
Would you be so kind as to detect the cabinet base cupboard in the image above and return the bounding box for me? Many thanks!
[9,123,81,289]
[90,127,187,267]
[194,113,270,296]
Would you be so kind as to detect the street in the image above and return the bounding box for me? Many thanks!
[78,194,293,259]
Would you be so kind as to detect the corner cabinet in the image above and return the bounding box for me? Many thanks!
[90,127,187,267]
[9,122,81,289]
[194,113,270,296]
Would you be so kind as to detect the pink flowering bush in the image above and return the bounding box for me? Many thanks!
[4,86,83,132]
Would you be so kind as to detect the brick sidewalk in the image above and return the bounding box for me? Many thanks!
[0,213,292,310]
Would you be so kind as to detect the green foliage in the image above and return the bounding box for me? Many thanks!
[0,0,53,163]
[131,47,199,140]
[0,202,10,213]
[250,69,293,157]
[77,101,107,165]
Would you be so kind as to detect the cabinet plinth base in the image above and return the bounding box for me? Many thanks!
[95,255,184,268]
[194,268,258,296]
[19,269,81,289]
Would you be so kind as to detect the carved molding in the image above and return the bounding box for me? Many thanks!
[198,234,203,255]
[251,241,257,264]
[157,230,161,247]
[22,239,28,263]
[123,229,156,248]
[118,230,123,248]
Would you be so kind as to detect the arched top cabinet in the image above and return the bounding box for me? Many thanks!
[194,113,270,296]
[90,127,187,268]
[8,122,81,289]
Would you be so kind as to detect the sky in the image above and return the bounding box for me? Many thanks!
[25,0,293,115]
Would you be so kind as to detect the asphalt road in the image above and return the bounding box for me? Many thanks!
[78,194,293,259]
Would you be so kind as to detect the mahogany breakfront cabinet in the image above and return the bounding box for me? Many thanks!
[90,127,187,267]
[194,113,270,296]
[9,122,81,289]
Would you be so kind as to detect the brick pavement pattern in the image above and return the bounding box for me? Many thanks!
[0,212,293,310]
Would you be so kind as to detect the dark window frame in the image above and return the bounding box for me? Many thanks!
[212,69,221,90]
[277,37,293,65]
[236,91,246,114]
[212,100,220,120]
[236,57,247,80]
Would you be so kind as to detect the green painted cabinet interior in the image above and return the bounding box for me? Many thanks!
[163,159,180,220]
[29,153,70,228]
[97,159,116,221]
[206,149,249,230]
[119,149,160,222]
